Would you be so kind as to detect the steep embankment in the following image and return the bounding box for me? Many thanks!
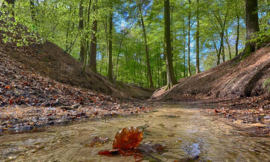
[0,39,154,99]
[152,46,270,101]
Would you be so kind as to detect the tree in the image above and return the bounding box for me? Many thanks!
[212,1,229,64]
[245,0,259,54]
[79,0,86,64]
[235,0,240,56]
[164,0,177,89]
[187,0,192,76]
[225,28,232,59]
[89,0,98,73]
[138,1,154,87]
[196,0,200,74]
[108,3,113,82]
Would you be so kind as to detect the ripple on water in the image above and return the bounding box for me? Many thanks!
[1,105,270,162]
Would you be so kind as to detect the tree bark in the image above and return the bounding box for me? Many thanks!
[66,6,72,51]
[83,0,92,72]
[79,0,85,64]
[196,0,200,74]
[139,5,153,87]
[245,0,260,53]
[164,0,177,88]
[183,18,186,77]
[89,0,98,73]
[225,29,232,60]
[218,32,224,63]
[235,0,240,56]
[212,37,220,65]
[222,37,225,62]
[108,10,113,82]
[115,40,122,83]
[212,4,229,64]
[187,0,191,76]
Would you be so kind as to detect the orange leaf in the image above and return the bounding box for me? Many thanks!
[113,127,143,149]
[98,150,119,156]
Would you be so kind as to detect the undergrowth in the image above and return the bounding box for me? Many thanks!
[263,78,270,91]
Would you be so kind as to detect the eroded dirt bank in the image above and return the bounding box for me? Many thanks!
[152,46,270,101]
[151,47,270,137]
[0,25,156,135]
[0,51,154,134]
[0,38,154,100]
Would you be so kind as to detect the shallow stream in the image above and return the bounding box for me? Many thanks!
[1,104,270,162]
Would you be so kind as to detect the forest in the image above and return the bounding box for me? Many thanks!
[1,0,269,88]
[1,0,270,161]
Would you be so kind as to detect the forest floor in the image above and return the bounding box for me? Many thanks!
[0,38,155,100]
[177,98,270,137]
[0,49,155,135]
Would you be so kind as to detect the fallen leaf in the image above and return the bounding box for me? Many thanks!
[113,127,143,149]
[98,150,119,156]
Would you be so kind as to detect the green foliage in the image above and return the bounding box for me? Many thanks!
[0,0,269,88]
[263,78,270,92]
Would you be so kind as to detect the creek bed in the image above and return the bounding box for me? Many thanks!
[1,104,270,162]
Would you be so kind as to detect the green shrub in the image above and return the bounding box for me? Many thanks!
[263,78,270,91]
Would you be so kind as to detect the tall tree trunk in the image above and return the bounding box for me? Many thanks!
[66,24,69,50]
[218,31,224,64]
[183,19,186,77]
[115,40,122,82]
[212,37,220,65]
[188,0,191,76]
[222,39,225,62]
[89,0,98,73]
[83,0,92,72]
[66,6,72,51]
[196,0,200,74]
[87,1,92,55]
[225,29,232,59]
[139,6,153,87]
[221,31,225,62]
[212,4,229,64]
[157,51,160,87]
[235,1,240,56]
[171,6,177,79]
[68,21,75,54]
[245,0,260,53]
[163,34,168,86]
[79,0,85,64]
[108,10,113,82]
[164,0,177,89]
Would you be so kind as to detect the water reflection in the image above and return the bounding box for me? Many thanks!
[1,104,270,162]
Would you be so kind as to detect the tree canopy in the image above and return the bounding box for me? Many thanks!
[1,0,269,88]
